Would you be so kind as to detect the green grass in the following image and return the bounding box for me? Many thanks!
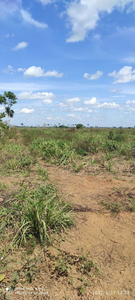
[0,184,74,247]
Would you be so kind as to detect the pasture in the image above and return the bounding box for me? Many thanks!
[0,127,135,299]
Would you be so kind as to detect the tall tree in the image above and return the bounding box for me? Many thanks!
[0,91,17,127]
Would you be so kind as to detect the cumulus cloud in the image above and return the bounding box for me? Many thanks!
[126,100,135,104]
[109,66,135,83]
[67,114,76,117]
[84,97,119,109]
[18,91,55,100]
[44,70,64,78]
[73,107,84,111]
[2,65,15,74]
[12,41,28,51]
[43,99,53,104]
[84,71,103,80]
[59,103,68,108]
[84,97,98,105]
[66,0,135,42]
[17,68,26,72]
[21,9,47,28]
[20,108,35,114]
[66,97,81,103]
[24,66,63,78]
[38,0,55,4]
[98,102,120,109]
[18,91,55,103]
[126,105,135,111]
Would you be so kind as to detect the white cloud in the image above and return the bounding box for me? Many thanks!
[111,95,125,98]
[17,68,26,72]
[66,97,80,103]
[109,66,135,83]
[0,106,4,111]
[20,108,35,114]
[18,91,55,100]
[21,9,48,28]
[24,66,44,77]
[93,33,101,40]
[59,103,68,108]
[66,0,135,42]
[98,102,120,109]
[44,70,63,78]
[111,89,118,93]
[24,66,63,78]
[84,71,103,80]
[84,97,98,105]
[0,0,21,19]
[126,100,135,104]
[5,33,15,38]
[43,99,53,104]
[12,41,28,51]
[126,105,135,111]
[67,114,76,117]
[124,56,135,63]
[38,0,55,4]
[2,65,15,74]
[84,97,119,109]
[73,107,84,111]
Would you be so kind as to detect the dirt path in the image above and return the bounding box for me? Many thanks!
[40,163,135,300]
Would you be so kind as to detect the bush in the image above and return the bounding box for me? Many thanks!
[76,124,84,129]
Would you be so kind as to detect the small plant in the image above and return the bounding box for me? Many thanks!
[0,183,8,191]
[77,285,86,296]
[101,201,122,213]
[38,166,48,180]
[11,185,74,247]
[79,256,97,275]
[55,259,68,277]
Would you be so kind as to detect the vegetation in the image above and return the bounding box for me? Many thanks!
[0,126,135,298]
[0,91,17,127]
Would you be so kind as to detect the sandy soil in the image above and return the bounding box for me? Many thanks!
[40,164,135,300]
[1,164,135,300]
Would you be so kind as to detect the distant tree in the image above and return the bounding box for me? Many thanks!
[76,123,84,129]
[20,123,24,127]
[0,91,17,128]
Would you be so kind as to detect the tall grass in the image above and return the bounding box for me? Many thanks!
[8,184,74,247]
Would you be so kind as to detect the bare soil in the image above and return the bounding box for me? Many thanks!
[1,163,135,300]
[39,163,135,300]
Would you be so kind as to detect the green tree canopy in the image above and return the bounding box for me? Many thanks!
[0,91,17,127]
[76,124,84,129]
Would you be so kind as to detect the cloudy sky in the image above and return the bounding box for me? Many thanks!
[0,0,135,127]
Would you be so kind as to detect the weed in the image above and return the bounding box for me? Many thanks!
[38,166,48,180]
[0,183,8,191]
[101,201,122,213]
[10,185,74,247]
[79,255,98,275]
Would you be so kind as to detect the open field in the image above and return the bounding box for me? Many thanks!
[0,127,135,299]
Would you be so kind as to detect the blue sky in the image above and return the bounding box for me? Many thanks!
[0,0,135,127]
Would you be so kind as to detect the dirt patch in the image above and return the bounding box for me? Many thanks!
[0,163,135,300]
[38,163,135,300]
